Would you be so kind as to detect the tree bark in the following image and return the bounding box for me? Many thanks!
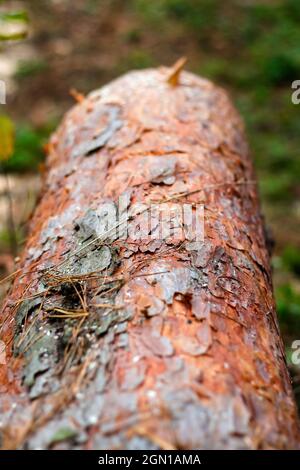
[0,67,299,450]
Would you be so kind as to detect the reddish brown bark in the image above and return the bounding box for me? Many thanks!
[0,67,299,450]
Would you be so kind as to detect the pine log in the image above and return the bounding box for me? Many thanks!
[0,66,299,450]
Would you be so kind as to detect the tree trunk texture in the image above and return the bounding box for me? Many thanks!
[0,67,299,450]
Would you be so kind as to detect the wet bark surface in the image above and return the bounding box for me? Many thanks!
[0,67,299,449]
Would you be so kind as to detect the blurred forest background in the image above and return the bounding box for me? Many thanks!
[0,0,300,406]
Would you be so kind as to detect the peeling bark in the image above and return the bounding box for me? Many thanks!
[0,67,299,450]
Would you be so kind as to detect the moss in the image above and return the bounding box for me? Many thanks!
[49,427,77,444]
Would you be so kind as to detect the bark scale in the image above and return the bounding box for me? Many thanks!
[0,67,299,449]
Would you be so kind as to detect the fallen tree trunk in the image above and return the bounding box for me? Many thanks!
[0,65,299,450]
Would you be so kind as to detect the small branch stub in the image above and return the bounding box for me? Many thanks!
[166,57,187,86]
[69,88,85,103]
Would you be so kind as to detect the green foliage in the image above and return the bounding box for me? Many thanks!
[0,227,23,251]
[119,50,155,72]
[0,11,28,22]
[1,124,50,173]
[123,28,142,44]
[276,284,300,330]
[282,246,300,276]
[0,30,27,41]
[0,2,28,41]
[15,59,48,79]
[259,175,294,203]
[0,114,15,161]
